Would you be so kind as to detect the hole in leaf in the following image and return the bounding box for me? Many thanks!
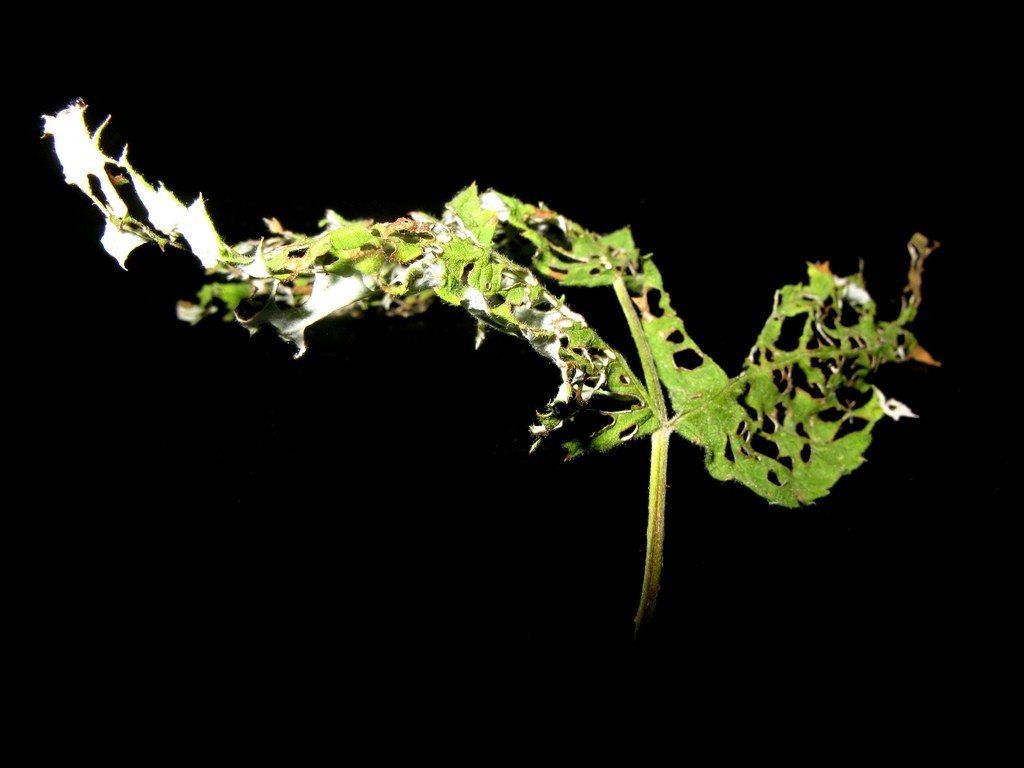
[534,299,553,312]
[619,423,639,441]
[673,348,703,370]
[750,348,761,365]
[786,362,827,397]
[772,368,788,393]
[583,413,618,438]
[774,403,788,428]
[646,289,664,318]
[530,222,572,252]
[235,294,270,322]
[840,301,860,327]
[806,334,820,350]
[810,357,833,380]
[776,313,807,351]
[87,174,108,206]
[750,433,779,460]
[589,267,601,275]
[836,386,872,410]
[724,439,735,462]
[767,470,781,486]
[822,305,839,330]
[834,417,870,440]
[840,357,863,381]
[547,265,568,278]
[795,422,809,439]
[739,384,758,422]
[761,415,775,434]
[559,336,569,348]
[778,455,794,472]
[666,328,685,344]
[818,408,844,422]
[764,347,775,363]
[736,421,747,436]
[800,443,812,462]
[105,163,155,228]
[587,392,634,413]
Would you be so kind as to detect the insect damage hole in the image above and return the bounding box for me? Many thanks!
[772,368,788,393]
[817,407,844,423]
[800,443,812,462]
[750,433,780,460]
[836,386,872,410]
[840,301,860,327]
[738,384,758,422]
[665,328,685,344]
[619,423,639,441]
[87,174,108,207]
[776,312,808,351]
[834,417,870,440]
[790,364,824,398]
[673,348,704,370]
[767,470,782,486]
[646,289,664,318]
[104,163,155,229]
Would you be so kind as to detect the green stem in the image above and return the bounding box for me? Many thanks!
[612,276,667,423]
[612,276,671,637]
[636,427,670,634]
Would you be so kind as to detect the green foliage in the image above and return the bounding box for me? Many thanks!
[44,100,935,507]
[44,100,939,628]
[489,188,937,506]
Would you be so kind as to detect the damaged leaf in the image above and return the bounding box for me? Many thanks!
[488,186,937,506]
[45,100,940,633]
[44,101,650,444]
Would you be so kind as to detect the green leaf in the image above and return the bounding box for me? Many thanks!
[489,187,936,504]
[44,101,935,502]
[490,190,639,287]
[644,257,932,506]
[330,223,376,251]
[446,183,499,247]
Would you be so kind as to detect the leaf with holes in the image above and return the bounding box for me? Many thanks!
[670,257,932,506]
[44,100,940,634]
[44,101,651,451]
[486,187,937,506]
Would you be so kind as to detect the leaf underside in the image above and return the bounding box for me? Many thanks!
[44,101,936,506]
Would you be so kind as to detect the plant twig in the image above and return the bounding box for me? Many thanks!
[635,426,670,635]
[612,274,672,635]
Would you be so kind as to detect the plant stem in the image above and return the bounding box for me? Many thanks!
[612,276,671,636]
[612,277,668,423]
[636,427,670,634]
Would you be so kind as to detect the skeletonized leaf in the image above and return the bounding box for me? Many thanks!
[45,103,651,448]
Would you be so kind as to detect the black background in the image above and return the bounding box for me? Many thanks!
[13,15,1009,689]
